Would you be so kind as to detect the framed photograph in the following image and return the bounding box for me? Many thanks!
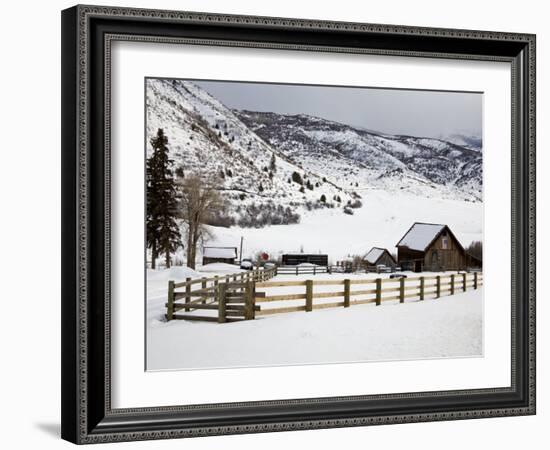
[61,5,536,444]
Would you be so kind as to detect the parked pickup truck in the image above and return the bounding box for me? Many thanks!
[389,273,408,279]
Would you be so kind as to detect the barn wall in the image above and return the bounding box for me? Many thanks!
[397,248,425,271]
[423,232,467,271]
[378,252,397,268]
[282,254,328,266]
[203,257,236,265]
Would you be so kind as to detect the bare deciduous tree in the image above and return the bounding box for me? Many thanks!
[178,175,224,269]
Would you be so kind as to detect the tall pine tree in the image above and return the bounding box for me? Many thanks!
[146,128,181,268]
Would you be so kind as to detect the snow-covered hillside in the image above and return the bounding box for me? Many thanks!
[438,132,483,151]
[204,189,482,263]
[147,79,357,228]
[237,111,483,201]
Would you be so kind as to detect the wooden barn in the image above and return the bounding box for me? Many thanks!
[202,246,238,265]
[396,222,481,272]
[363,247,397,271]
[282,253,328,266]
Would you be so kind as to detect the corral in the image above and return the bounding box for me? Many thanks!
[147,269,483,370]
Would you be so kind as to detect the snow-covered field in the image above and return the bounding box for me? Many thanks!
[205,188,482,262]
[146,268,483,371]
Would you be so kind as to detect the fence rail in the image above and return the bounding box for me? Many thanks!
[275,265,328,275]
[255,272,483,316]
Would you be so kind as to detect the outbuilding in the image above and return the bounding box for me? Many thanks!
[363,247,397,271]
[202,246,238,265]
[281,253,328,266]
[396,222,480,272]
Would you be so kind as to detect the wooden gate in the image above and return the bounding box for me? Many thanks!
[166,280,258,323]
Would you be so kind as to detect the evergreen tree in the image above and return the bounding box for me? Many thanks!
[269,153,277,172]
[146,128,181,269]
[292,171,303,185]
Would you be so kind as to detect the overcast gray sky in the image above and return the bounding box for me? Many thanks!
[193,80,482,139]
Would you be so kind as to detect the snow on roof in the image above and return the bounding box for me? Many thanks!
[364,247,385,264]
[203,247,237,259]
[397,223,446,251]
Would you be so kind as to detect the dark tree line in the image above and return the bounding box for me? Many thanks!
[466,240,482,261]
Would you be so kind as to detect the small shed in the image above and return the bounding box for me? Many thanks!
[396,222,480,272]
[363,247,397,270]
[202,246,238,265]
[282,253,328,267]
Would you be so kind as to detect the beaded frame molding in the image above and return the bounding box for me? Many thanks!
[61,4,536,444]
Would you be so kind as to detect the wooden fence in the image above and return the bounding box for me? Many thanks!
[165,267,277,322]
[166,270,483,323]
[275,265,328,276]
[253,272,483,317]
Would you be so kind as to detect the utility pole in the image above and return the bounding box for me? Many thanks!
[239,236,244,263]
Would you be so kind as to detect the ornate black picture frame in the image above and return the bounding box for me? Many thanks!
[61,4,536,444]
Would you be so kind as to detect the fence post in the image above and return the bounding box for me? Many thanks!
[201,277,207,304]
[232,273,237,293]
[375,278,382,306]
[296,266,299,276]
[420,276,425,300]
[463,273,467,292]
[185,277,191,312]
[399,277,405,303]
[474,272,478,290]
[167,280,175,321]
[436,275,441,298]
[245,281,255,320]
[313,266,316,275]
[251,281,256,319]
[306,280,313,312]
[218,283,227,324]
[275,266,278,276]
[450,274,455,295]
[344,279,351,308]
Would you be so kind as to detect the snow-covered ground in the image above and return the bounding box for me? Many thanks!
[205,188,482,262]
[146,269,483,371]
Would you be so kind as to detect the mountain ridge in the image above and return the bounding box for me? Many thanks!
[146,79,482,228]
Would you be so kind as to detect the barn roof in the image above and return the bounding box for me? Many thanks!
[203,247,237,259]
[396,223,447,252]
[364,247,385,264]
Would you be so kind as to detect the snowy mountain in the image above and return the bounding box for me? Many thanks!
[236,111,482,201]
[146,79,482,229]
[437,133,483,151]
[147,79,362,227]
